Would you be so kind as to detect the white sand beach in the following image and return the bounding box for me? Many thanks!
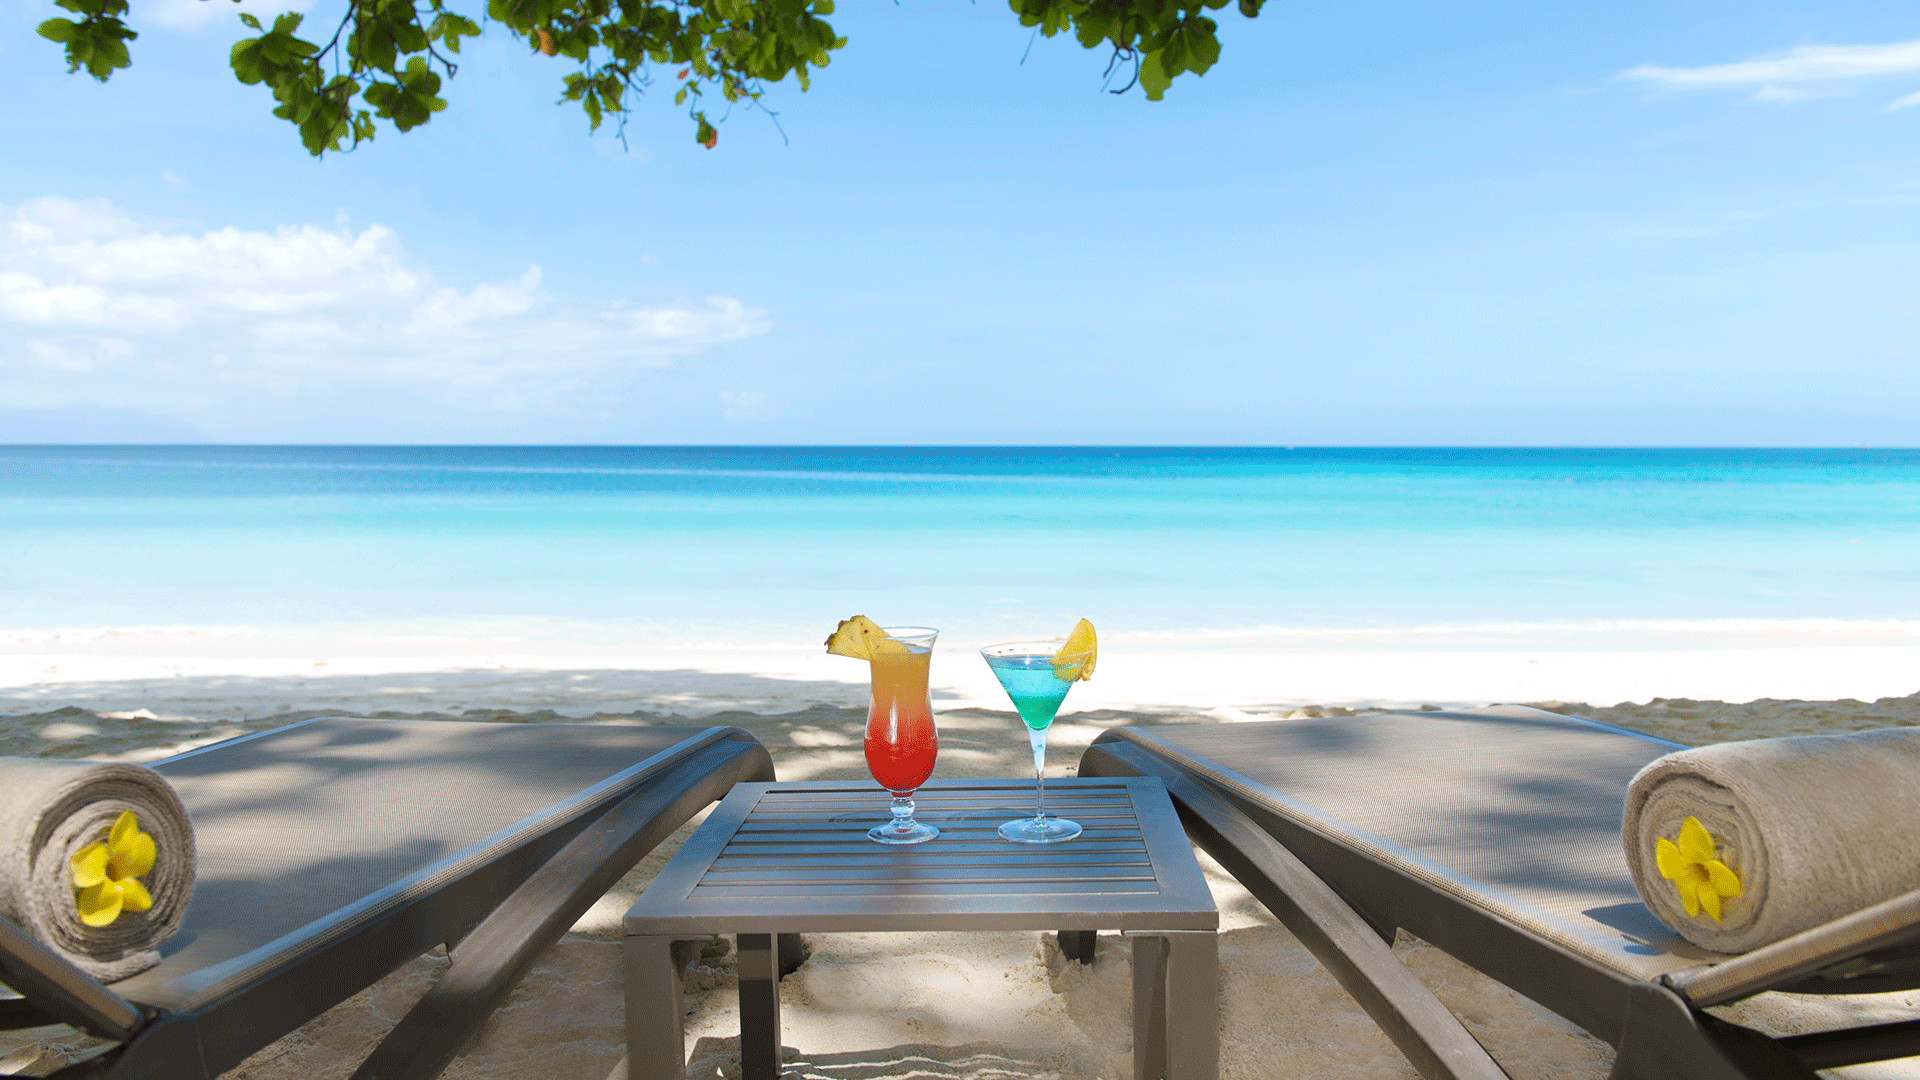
[4,639,1920,1079]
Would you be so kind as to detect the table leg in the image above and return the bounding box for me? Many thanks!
[778,932,805,978]
[625,935,687,1080]
[1130,934,1167,1080]
[1129,931,1219,1080]
[1162,930,1219,1080]
[1058,930,1098,964]
[737,933,783,1080]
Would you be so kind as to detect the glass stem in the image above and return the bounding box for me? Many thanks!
[1028,726,1049,820]
[889,795,917,832]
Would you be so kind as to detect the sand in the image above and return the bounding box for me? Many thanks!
[3,644,1919,1079]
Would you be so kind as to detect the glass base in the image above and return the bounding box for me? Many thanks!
[868,820,939,845]
[998,816,1082,844]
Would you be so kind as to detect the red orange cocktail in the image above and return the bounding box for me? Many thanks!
[864,634,938,797]
[826,616,941,845]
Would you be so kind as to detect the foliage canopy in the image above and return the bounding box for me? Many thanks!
[38,0,1264,156]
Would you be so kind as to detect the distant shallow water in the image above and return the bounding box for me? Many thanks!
[4,445,1918,650]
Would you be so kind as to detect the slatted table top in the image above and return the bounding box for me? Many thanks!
[624,777,1218,934]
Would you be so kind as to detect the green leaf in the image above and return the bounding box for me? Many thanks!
[1186,25,1220,74]
[49,11,138,80]
[395,21,429,53]
[1073,12,1109,49]
[1138,48,1170,101]
[230,39,263,83]
[1160,29,1188,77]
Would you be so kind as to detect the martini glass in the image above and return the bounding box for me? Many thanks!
[864,627,940,845]
[981,641,1092,844]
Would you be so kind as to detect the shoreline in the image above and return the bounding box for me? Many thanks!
[5,639,1919,740]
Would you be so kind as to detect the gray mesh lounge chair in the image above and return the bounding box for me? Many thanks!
[0,716,774,1080]
[1079,706,1920,1080]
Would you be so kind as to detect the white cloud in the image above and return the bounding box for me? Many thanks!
[409,267,541,332]
[27,337,134,374]
[624,297,770,345]
[1888,89,1920,112]
[0,272,111,324]
[718,389,771,421]
[0,197,771,413]
[1623,39,1920,89]
[1747,85,1815,105]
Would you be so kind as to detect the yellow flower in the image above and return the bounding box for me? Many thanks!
[1655,815,1742,921]
[71,811,157,928]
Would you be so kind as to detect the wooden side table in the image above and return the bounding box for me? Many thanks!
[624,777,1219,1080]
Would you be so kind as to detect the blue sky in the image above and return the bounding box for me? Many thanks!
[1,0,1916,445]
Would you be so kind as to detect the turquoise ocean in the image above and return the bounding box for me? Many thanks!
[4,446,1919,653]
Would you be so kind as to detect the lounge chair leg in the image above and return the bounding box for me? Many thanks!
[1058,930,1098,965]
[625,936,687,1080]
[1609,984,1819,1080]
[737,934,782,1080]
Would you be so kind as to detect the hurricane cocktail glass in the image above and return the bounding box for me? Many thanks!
[981,641,1092,843]
[864,627,941,844]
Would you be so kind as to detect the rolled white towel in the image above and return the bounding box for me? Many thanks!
[0,759,195,982]
[1623,727,1920,955]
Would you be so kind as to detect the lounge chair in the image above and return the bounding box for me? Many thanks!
[1078,706,1920,1080]
[0,716,774,1080]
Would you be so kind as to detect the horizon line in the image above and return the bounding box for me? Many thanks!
[2,443,1918,452]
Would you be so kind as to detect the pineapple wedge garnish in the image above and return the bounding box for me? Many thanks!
[1051,618,1097,682]
[825,615,908,660]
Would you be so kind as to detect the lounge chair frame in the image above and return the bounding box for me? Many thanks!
[1080,714,1920,1080]
[1,718,774,1080]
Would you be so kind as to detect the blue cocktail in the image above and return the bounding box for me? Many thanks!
[982,635,1095,843]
